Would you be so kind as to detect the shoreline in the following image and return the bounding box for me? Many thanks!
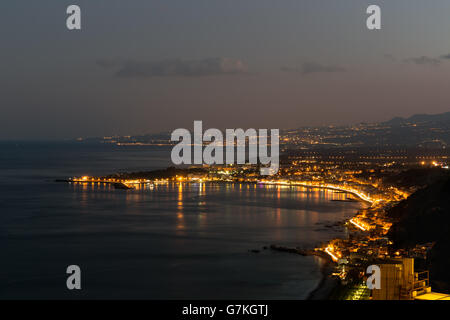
[268,247,340,300]
[305,191,377,300]
[65,178,374,206]
[306,256,338,300]
[64,176,367,300]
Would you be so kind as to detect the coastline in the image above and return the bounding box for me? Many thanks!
[304,186,370,300]
[65,176,367,300]
[307,256,338,300]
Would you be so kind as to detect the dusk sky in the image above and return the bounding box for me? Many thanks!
[2,1,450,139]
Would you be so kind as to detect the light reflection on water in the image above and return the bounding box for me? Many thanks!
[67,181,358,245]
[0,143,363,299]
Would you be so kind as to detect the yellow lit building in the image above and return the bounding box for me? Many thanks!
[372,258,449,300]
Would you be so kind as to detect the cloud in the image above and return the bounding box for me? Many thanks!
[383,54,397,62]
[281,62,345,75]
[404,56,441,67]
[97,57,248,77]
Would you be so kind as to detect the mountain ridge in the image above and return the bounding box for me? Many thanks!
[384,111,450,125]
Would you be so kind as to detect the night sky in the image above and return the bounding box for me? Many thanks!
[2,1,450,139]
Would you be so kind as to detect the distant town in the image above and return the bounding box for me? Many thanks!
[77,112,450,150]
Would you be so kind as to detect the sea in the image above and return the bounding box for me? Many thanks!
[0,141,362,299]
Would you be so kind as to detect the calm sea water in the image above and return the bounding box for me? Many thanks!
[0,142,362,299]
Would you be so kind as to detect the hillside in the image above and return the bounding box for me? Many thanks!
[385,112,450,125]
[388,176,450,292]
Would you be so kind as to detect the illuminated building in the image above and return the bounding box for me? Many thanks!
[371,258,449,300]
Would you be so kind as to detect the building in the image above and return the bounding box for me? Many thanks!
[372,258,450,300]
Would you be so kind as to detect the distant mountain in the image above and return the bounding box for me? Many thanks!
[385,112,450,125]
[305,111,450,148]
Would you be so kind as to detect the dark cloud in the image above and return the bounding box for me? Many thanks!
[281,62,345,75]
[404,56,441,67]
[383,54,397,62]
[97,58,248,77]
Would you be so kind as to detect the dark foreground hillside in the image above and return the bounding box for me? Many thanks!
[388,176,450,292]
